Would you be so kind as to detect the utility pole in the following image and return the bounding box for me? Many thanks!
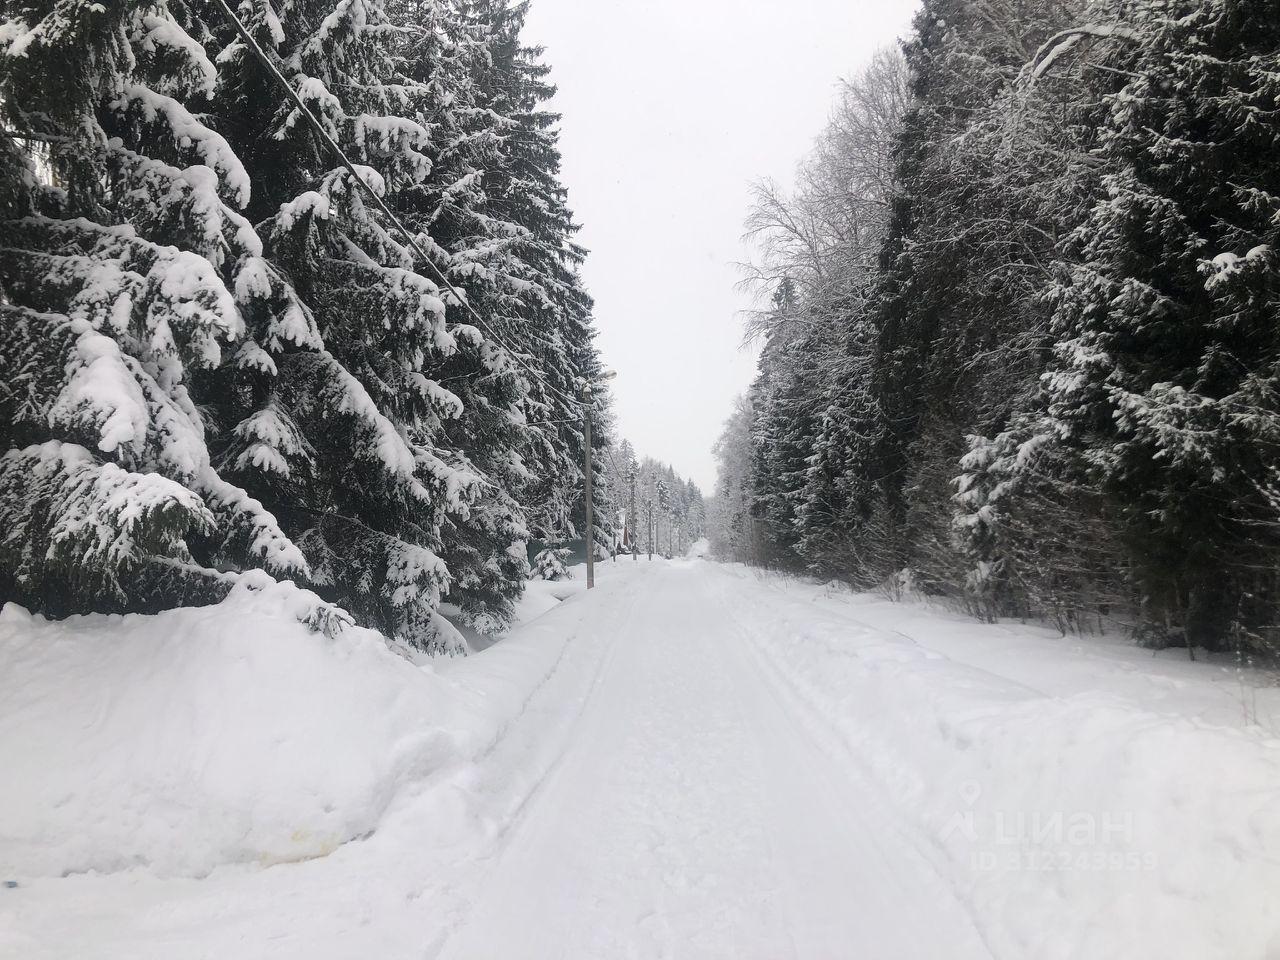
[629,466,638,562]
[581,370,615,590]
[583,385,594,589]
[644,499,654,561]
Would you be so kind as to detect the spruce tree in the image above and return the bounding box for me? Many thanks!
[0,0,306,614]
[872,0,1078,586]
[386,0,540,635]
[794,318,889,583]
[204,0,501,652]
[0,0,608,648]
[1044,0,1280,648]
[472,0,606,546]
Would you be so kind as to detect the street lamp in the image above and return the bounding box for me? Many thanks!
[582,369,616,589]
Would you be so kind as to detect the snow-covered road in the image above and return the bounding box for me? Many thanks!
[436,559,992,959]
[5,555,1280,959]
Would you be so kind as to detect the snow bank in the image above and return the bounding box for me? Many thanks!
[514,574,581,623]
[722,566,1280,960]
[0,560,619,883]
[0,580,468,879]
[0,561,657,959]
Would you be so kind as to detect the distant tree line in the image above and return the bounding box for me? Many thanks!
[712,0,1280,653]
[602,438,705,559]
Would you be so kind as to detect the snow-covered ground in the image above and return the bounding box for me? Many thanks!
[3,557,1279,958]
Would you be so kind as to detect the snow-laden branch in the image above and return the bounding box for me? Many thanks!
[1025,24,1141,82]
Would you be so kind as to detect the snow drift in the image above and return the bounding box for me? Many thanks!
[719,566,1280,960]
[0,579,469,878]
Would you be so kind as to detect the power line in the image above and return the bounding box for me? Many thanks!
[210,0,585,414]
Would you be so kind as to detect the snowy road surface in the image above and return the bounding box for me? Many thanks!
[4,555,1279,959]
[435,560,992,959]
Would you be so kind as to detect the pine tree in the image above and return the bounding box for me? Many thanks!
[604,437,638,549]
[529,545,570,581]
[386,0,542,636]
[394,0,611,579]
[794,317,890,583]
[739,52,908,583]
[871,0,1079,585]
[710,396,756,562]
[744,280,825,570]
[0,0,608,649]
[198,0,496,652]
[0,1,306,614]
[1043,0,1280,649]
[472,0,605,545]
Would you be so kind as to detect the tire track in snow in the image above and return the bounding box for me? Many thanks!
[434,561,996,959]
[422,566,650,958]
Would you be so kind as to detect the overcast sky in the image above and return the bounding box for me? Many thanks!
[522,0,920,493]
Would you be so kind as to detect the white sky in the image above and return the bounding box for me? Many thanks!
[522,0,920,493]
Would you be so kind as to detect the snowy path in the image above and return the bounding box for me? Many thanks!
[434,560,993,959]
[6,557,1279,959]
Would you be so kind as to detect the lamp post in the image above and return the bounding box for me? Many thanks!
[583,370,616,589]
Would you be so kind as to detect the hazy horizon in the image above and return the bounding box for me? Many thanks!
[523,0,920,492]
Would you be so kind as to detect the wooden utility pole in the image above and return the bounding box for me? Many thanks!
[644,499,654,561]
[629,467,638,562]
[584,384,594,589]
